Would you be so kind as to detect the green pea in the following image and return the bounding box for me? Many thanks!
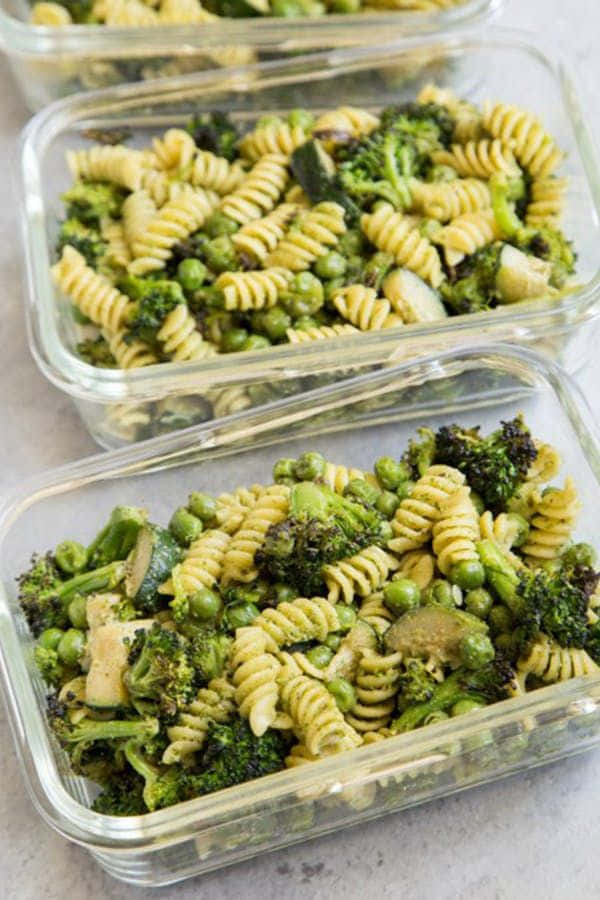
[326,677,356,713]
[507,513,530,548]
[335,604,357,631]
[378,520,393,543]
[188,491,216,523]
[465,588,494,620]
[273,458,297,482]
[189,588,222,622]
[423,579,461,610]
[451,698,485,717]
[177,258,207,293]
[374,456,411,491]
[68,595,88,630]
[449,560,485,590]
[204,235,238,272]
[460,633,495,670]
[376,490,400,518]
[57,629,86,667]
[293,315,320,331]
[306,645,333,668]
[287,109,314,130]
[54,541,87,575]
[226,602,260,630]
[324,633,342,651]
[274,583,298,604]
[330,0,360,12]
[344,478,380,506]
[205,211,239,238]
[314,251,347,280]
[337,229,364,257]
[38,627,64,651]
[169,506,204,546]
[494,633,514,653]
[294,451,326,480]
[427,165,457,184]
[242,334,271,352]
[324,277,346,302]
[221,327,249,353]
[384,578,421,616]
[562,542,596,568]
[262,306,292,341]
[396,480,414,502]
[293,271,323,298]
[488,605,513,635]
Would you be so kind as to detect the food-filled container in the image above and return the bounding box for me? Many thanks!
[1,343,600,886]
[2,0,502,111]
[20,34,600,450]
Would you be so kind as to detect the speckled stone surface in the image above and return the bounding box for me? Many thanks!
[1,1,600,896]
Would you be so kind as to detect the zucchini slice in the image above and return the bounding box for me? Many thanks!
[86,592,122,630]
[125,525,181,613]
[85,619,154,709]
[383,268,448,323]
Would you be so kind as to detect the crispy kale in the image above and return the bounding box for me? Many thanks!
[61,181,125,225]
[255,481,388,595]
[392,658,514,733]
[187,112,239,163]
[440,244,503,315]
[56,218,106,266]
[77,336,117,368]
[86,505,148,568]
[121,276,185,344]
[124,623,196,719]
[434,415,538,512]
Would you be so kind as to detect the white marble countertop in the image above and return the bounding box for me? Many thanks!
[2,1,600,896]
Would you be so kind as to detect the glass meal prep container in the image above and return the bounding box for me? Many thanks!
[2,343,600,886]
[1,0,502,111]
[20,33,600,451]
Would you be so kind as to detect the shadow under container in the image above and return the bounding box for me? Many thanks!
[20,33,600,449]
[2,345,600,885]
[1,0,502,111]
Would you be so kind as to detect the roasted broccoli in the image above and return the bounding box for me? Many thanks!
[397,658,438,710]
[56,218,106,266]
[121,277,186,345]
[186,628,232,684]
[440,244,503,315]
[61,181,125,225]
[124,623,196,719]
[290,140,359,220]
[403,426,437,478]
[17,553,65,635]
[514,225,576,289]
[187,112,239,162]
[77,336,117,368]
[92,769,147,816]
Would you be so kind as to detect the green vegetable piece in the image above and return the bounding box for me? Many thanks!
[324,633,342,651]
[57,628,86,667]
[169,507,204,546]
[326,677,356,712]
[374,456,411,491]
[451,698,485,717]
[306,645,334,668]
[188,492,217,523]
[335,604,357,631]
[460,633,495,670]
[221,327,249,353]
[242,334,272,351]
[205,211,239,238]
[449,560,485,590]
[376,490,400,518]
[384,605,488,669]
[488,605,514,635]
[55,541,88,575]
[294,451,327,481]
[68,595,88,629]
[262,306,291,341]
[423,579,462,610]
[314,251,347,279]
[125,525,182,614]
[38,627,64,651]
[225,602,260,630]
[562,542,597,569]
[274,583,298,604]
[465,588,494,620]
[324,620,377,681]
[189,588,222,622]
[344,478,380,507]
[384,578,421,616]
[177,258,207,293]
[87,505,148,568]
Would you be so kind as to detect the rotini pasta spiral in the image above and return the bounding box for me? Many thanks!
[215,484,266,535]
[323,545,400,604]
[232,204,297,264]
[207,385,252,418]
[188,151,246,195]
[432,486,480,576]
[129,186,219,274]
[332,284,403,331]
[483,102,564,178]
[320,461,378,494]
[417,83,483,143]
[102,328,157,369]
[479,511,525,568]
[525,177,568,226]
[388,464,465,554]
[360,204,443,287]
[431,140,521,180]
[156,304,217,362]
[30,2,72,24]
[411,178,491,222]
[358,592,395,636]
[345,650,403,732]
[433,210,501,267]
[52,246,133,333]
[138,167,172,206]
[254,597,340,647]
[230,626,280,736]
[239,122,311,163]
[521,477,580,560]
[162,678,236,764]
[100,218,131,268]
[517,634,599,685]
[313,106,380,141]
[159,0,217,23]
[66,147,148,192]
[221,484,290,584]
[393,549,435,591]
[526,442,562,484]
[265,201,347,271]
[152,128,197,173]
[104,403,151,441]
[121,190,157,249]
[162,529,230,596]
[216,267,294,311]
[286,323,359,343]
[220,153,289,226]
[279,674,361,756]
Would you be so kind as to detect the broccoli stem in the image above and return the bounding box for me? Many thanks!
[59,717,159,744]
[57,561,127,604]
[392,672,482,733]
[476,540,520,614]
[86,506,147,567]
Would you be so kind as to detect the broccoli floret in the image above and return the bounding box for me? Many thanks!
[121,276,185,344]
[186,628,232,684]
[403,426,436,478]
[397,659,437,710]
[339,131,412,210]
[440,244,503,315]
[62,181,125,225]
[51,713,160,781]
[434,415,537,512]
[255,481,388,595]
[86,505,148,568]
[187,112,239,163]
[17,553,66,635]
[392,659,514,733]
[514,225,576,289]
[290,140,359,221]
[490,173,526,239]
[57,218,106,266]
[77,336,117,368]
[124,623,196,719]
[92,769,148,816]
[33,646,65,686]
[378,102,455,154]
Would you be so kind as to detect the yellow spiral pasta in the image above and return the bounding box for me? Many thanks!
[320,461,378,494]
[265,201,347,271]
[100,218,131,268]
[30,2,72,24]
[332,284,403,331]
[285,184,311,207]
[417,83,483,143]
[254,597,340,647]
[151,128,196,173]
[313,106,380,141]
[280,674,361,756]
[361,728,393,745]
[93,0,160,24]
[434,210,501,266]
[517,634,599,685]
[360,203,443,287]
[394,549,435,590]
[159,0,217,23]
[102,328,157,369]
[411,178,491,222]
[231,626,280,736]
[483,102,564,179]
[129,186,219,274]
[521,477,581,560]
[239,122,311,162]
[216,267,294,311]
[162,678,236,764]
[525,177,568,226]
[52,246,133,333]
[232,204,297,264]
[162,529,230,596]
[122,190,157,249]
[221,484,290,584]
[207,385,252,418]
[156,304,217,362]
[432,486,480,576]
[215,484,266,535]
[479,511,525,568]
[358,592,395,636]
[67,146,148,192]
[104,402,151,440]
[323,545,400,605]
[138,168,172,206]
[432,140,521,180]
[186,151,246,195]
[526,442,562,484]
[346,650,403,733]
[388,464,465,554]
[220,153,289,226]
[286,323,360,343]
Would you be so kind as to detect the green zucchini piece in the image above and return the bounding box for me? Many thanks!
[125,525,181,613]
[323,620,378,681]
[384,606,487,669]
[85,619,153,708]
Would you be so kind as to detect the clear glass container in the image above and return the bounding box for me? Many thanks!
[19,34,600,449]
[1,0,502,110]
[1,343,600,886]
